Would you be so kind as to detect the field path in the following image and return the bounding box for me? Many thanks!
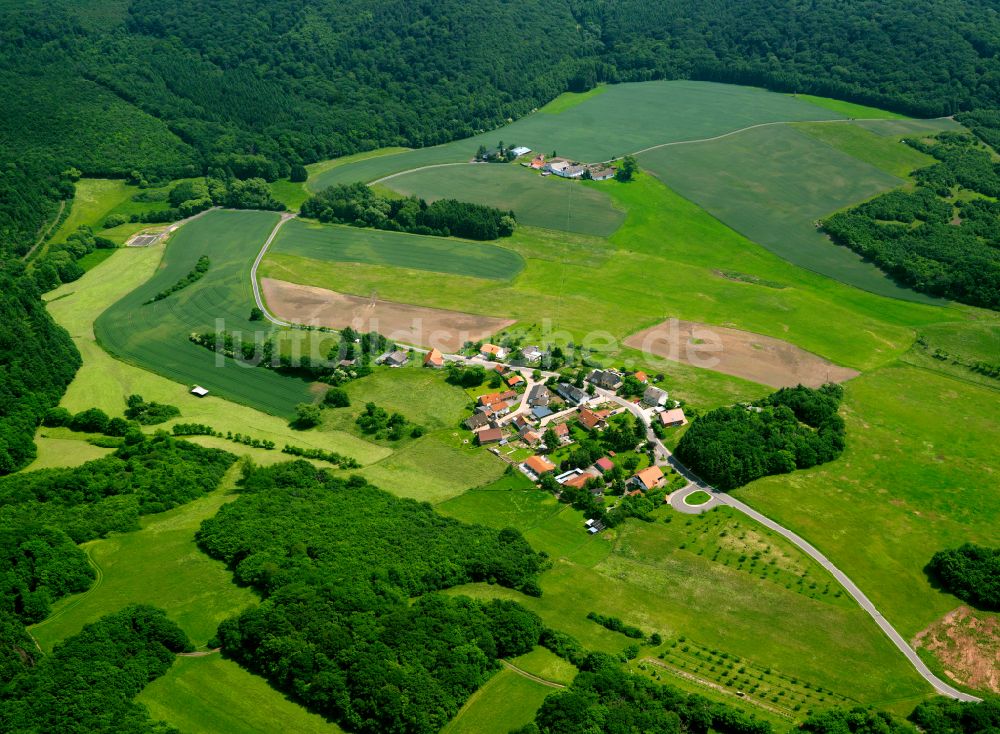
[599,388,982,703]
[28,545,104,634]
[500,660,566,689]
[22,199,67,261]
[250,212,297,327]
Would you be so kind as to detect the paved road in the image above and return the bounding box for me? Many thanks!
[607,388,981,702]
[250,212,297,327]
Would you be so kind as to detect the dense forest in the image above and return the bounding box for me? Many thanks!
[926,544,1000,610]
[0,605,190,733]
[199,460,546,733]
[302,182,516,240]
[910,697,1000,734]
[822,132,1000,309]
[674,385,846,490]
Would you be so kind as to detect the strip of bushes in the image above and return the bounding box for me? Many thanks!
[146,255,209,303]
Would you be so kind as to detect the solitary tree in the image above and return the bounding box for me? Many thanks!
[615,155,639,182]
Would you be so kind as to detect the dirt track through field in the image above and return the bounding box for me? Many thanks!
[625,318,859,388]
[262,277,514,352]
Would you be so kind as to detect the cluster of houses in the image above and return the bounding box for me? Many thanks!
[526,154,615,181]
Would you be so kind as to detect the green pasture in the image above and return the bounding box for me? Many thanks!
[30,464,257,651]
[93,210,322,418]
[384,164,626,236]
[736,362,1000,639]
[267,174,966,378]
[443,494,928,707]
[49,178,138,242]
[268,178,310,210]
[46,240,387,463]
[441,668,553,734]
[270,218,524,280]
[508,647,578,686]
[637,123,932,300]
[139,655,344,734]
[26,434,114,470]
[539,85,608,114]
[308,81,843,191]
[900,320,1000,390]
[793,122,938,178]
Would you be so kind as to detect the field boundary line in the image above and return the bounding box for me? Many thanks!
[500,660,566,688]
[29,544,104,635]
[369,161,473,185]
[23,199,67,261]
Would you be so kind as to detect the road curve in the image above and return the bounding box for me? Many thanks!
[599,389,981,702]
[250,212,296,327]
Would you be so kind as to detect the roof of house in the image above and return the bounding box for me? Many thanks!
[465,413,492,430]
[557,383,590,404]
[477,427,503,443]
[588,369,623,389]
[479,393,503,406]
[579,408,606,430]
[562,165,586,176]
[644,385,668,403]
[510,146,531,156]
[660,408,687,425]
[385,350,408,364]
[595,457,614,472]
[524,455,556,475]
[492,401,511,412]
[634,371,648,383]
[552,422,569,436]
[633,465,665,489]
[480,343,503,355]
[591,167,615,179]
[531,406,553,420]
[563,473,593,489]
[190,386,209,397]
[423,348,444,367]
[507,374,524,385]
[522,430,541,444]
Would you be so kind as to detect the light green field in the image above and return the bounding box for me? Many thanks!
[637,124,932,300]
[790,95,906,119]
[508,647,577,685]
[384,164,626,236]
[900,320,1000,390]
[794,122,938,178]
[50,178,138,242]
[270,218,524,280]
[29,464,257,651]
[26,434,114,470]
[441,668,553,734]
[539,85,608,114]
[269,178,310,210]
[139,655,344,734]
[306,146,411,179]
[735,362,1000,640]
[308,81,844,192]
[268,174,966,375]
[441,496,929,709]
[45,243,389,464]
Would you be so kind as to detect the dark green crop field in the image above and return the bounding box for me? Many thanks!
[270,218,525,280]
[94,210,313,418]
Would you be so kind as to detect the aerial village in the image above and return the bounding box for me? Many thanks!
[412,339,692,533]
[475,143,617,181]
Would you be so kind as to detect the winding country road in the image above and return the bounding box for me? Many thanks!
[599,389,981,703]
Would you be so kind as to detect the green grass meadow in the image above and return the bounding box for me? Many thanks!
[385,163,626,236]
[139,655,344,734]
[441,668,554,734]
[270,217,524,280]
[29,464,258,651]
[793,121,938,178]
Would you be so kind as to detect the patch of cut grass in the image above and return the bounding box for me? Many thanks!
[26,434,114,470]
[440,668,553,734]
[539,85,608,114]
[794,95,906,120]
[50,178,138,242]
[794,122,937,178]
[508,647,577,685]
[139,655,344,734]
[269,178,310,210]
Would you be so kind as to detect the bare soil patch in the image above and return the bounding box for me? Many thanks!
[624,318,859,388]
[914,606,999,694]
[262,277,514,352]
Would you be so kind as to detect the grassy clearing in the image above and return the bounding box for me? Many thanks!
[26,434,114,470]
[308,81,841,191]
[269,178,310,210]
[30,464,257,651]
[305,146,411,186]
[385,164,626,237]
[794,122,937,178]
[684,490,712,506]
[736,363,1000,639]
[271,218,524,280]
[441,668,553,734]
[45,243,389,464]
[900,320,1000,390]
[50,178,138,242]
[637,124,925,300]
[539,85,608,114]
[139,655,344,734]
[793,95,906,119]
[508,647,577,685]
